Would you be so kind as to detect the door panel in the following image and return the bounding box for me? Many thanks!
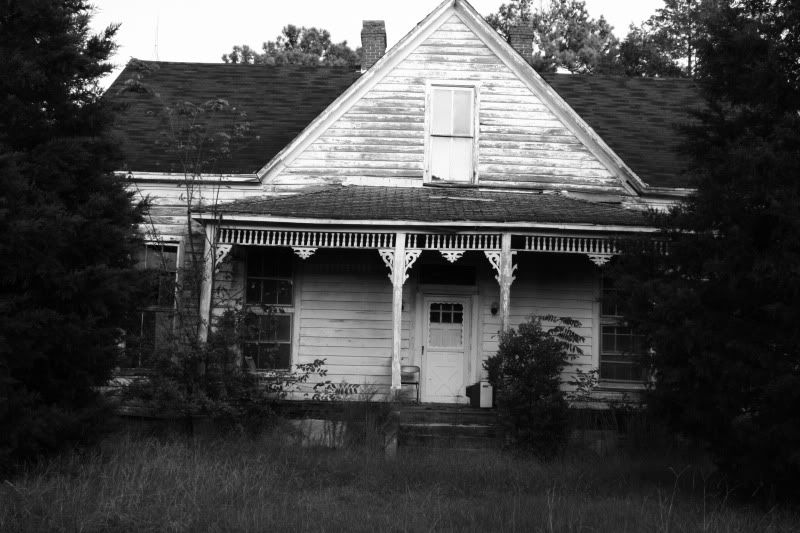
[424,299,469,403]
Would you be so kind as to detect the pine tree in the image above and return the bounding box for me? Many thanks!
[0,0,145,464]
[612,0,800,498]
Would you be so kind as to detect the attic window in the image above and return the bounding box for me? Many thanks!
[428,86,476,183]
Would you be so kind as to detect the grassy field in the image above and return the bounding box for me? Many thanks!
[1,426,797,532]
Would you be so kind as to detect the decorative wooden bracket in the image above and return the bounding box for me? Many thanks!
[379,249,421,283]
[214,244,233,274]
[292,247,317,260]
[486,235,518,331]
[484,251,517,283]
[440,250,464,263]
[587,254,613,267]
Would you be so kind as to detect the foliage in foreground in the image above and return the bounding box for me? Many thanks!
[485,316,583,458]
[0,0,145,466]
[1,432,798,532]
[611,0,800,500]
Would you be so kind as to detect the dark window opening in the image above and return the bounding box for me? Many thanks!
[122,243,179,368]
[244,248,294,370]
[599,276,647,382]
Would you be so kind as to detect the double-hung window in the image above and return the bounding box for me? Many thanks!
[428,86,475,183]
[599,277,648,382]
[244,248,294,370]
[124,243,179,368]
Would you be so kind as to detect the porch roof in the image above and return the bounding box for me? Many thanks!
[205,185,650,227]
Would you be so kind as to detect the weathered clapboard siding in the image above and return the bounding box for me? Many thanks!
[480,254,598,384]
[270,14,627,194]
[129,180,266,241]
[297,272,412,387]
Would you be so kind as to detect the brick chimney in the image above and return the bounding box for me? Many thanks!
[361,20,387,71]
[508,23,535,64]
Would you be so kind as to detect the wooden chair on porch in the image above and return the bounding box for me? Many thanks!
[401,365,421,403]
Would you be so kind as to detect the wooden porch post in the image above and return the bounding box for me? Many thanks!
[198,224,215,342]
[390,233,406,395]
[379,233,420,399]
[499,233,515,332]
[485,233,517,332]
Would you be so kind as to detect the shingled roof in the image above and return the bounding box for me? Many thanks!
[541,73,699,189]
[105,59,699,189]
[208,185,649,227]
[105,60,360,174]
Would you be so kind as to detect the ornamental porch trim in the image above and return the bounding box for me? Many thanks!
[202,226,641,396]
[217,227,626,256]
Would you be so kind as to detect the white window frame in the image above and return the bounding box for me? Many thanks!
[424,81,480,184]
[125,237,183,368]
[599,276,648,384]
[243,247,295,371]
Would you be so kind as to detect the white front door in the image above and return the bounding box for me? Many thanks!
[423,297,470,403]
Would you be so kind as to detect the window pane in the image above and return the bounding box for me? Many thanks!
[601,331,615,352]
[449,137,472,182]
[246,280,262,304]
[262,280,278,305]
[246,252,263,277]
[430,136,451,181]
[250,343,291,370]
[617,333,632,354]
[431,88,452,135]
[451,90,472,135]
[277,280,292,305]
[157,273,176,307]
[145,245,177,272]
[601,300,619,317]
[263,314,291,342]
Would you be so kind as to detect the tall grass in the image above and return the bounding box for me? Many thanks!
[1,428,797,532]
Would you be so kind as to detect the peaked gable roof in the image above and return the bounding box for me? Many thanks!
[103,9,700,189]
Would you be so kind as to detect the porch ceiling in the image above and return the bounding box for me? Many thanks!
[203,185,649,227]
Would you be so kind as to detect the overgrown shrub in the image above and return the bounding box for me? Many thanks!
[121,309,343,425]
[485,315,583,458]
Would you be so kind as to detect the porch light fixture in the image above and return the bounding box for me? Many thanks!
[490,302,499,316]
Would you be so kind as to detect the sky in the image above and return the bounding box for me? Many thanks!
[90,0,666,88]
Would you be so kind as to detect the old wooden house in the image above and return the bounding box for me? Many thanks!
[107,0,697,404]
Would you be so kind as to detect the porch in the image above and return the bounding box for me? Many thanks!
[195,186,654,402]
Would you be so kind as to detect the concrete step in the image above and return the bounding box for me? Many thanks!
[399,407,498,426]
[400,422,498,437]
[398,419,502,450]
[399,425,501,450]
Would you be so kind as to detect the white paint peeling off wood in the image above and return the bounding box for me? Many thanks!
[265,14,629,195]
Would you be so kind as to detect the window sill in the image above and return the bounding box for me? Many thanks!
[596,380,648,393]
[423,180,477,188]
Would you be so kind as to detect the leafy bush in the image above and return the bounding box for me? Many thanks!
[485,315,583,458]
[120,309,350,425]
